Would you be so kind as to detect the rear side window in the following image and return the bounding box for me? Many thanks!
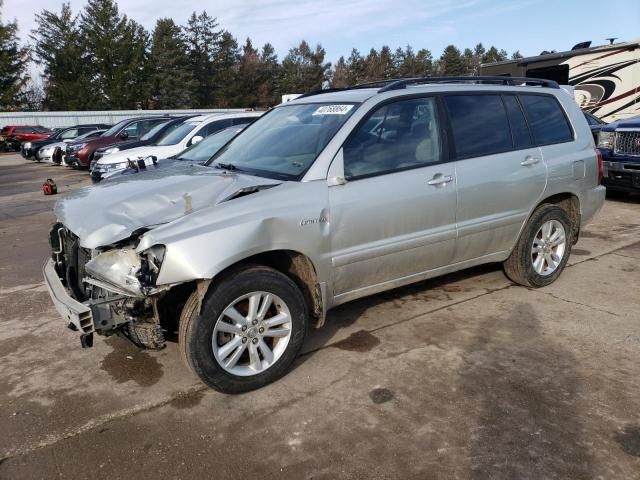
[206,119,232,136]
[518,94,573,145]
[502,95,533,148]
[444,95,512,159]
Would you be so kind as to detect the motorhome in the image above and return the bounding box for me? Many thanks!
[481,40,640,122]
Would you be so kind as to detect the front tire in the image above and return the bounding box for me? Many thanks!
[179,265,309,393]
[503,204,573,288]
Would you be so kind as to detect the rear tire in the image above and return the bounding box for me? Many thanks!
[179,265,309,393]
[503,204,573,288]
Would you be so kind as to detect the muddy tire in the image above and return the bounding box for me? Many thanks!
[179,265,309,394]
[503,204,573,288]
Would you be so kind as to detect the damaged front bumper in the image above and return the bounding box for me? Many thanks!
[43,224,168,349]
[43,258,94,335]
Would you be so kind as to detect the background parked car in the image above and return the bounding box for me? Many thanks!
[40,129,108,164]
[99,125,247,182]
[64,116,172,168]
[22,124,110,160]
[597,114,640,194]
[584,111,606,143]
[91,116,199,167]
[90,112,262,179]
[0,125,51,152]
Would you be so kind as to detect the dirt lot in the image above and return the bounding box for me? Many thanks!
[1,153,639,479]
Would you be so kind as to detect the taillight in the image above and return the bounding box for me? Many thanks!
[595,148,603,184]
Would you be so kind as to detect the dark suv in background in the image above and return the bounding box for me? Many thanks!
[64,116,172,168]
[597,115,640,194]
[91,116,197,165]
[21,124,110,159]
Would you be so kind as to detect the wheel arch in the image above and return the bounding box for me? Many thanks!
[181,249,325,329]
[535,192,581,243]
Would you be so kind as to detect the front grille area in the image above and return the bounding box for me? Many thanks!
[50,223,91,302]
[615,131,640,156]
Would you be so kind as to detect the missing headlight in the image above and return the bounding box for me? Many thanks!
[139,245,166,287]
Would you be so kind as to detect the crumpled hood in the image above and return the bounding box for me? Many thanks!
[55,164,281,248]
[97,144,182,165]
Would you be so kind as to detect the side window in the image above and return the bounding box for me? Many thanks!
[343,97,442,179]
[15,127,30,134]
[206,119,232,136]
[518,94,573,145]
[502,95,533,148]
[144,119,166,134]
[444,94,512,159]
[232,117,253,126]
[123,122,140,138]
[60,128,79,139]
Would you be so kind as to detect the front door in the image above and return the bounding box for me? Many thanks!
[328,96,457,299]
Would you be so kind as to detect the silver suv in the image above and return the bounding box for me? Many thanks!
[44,77,605,393]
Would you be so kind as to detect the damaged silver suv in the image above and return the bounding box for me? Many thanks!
[44,77,605,393]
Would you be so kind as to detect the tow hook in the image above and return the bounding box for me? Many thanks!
[80,333,94,348]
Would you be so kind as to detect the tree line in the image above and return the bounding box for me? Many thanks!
[0,0,524,111]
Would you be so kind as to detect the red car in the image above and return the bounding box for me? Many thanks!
[64,116,172,168]
[0,125,52,151]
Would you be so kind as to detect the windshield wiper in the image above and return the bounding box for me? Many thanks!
[215,162,242,171]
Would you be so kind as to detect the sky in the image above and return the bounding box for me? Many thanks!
[4,0,640,64]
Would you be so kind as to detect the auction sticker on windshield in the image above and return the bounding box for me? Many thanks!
[312,105,354,115]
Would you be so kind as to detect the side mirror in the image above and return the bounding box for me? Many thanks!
[119,132,129,140]
[191,135,204,145]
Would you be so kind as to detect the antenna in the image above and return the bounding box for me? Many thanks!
[605,37,618,45]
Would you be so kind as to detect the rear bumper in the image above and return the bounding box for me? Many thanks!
[43,259,94,334]
[581,185,606,227]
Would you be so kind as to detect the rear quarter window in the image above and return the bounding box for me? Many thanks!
[518,94,573,145]
[444,94,513,159]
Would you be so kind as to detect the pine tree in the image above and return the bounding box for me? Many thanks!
[438,45,465,76]
[79,0,150,109]
[331,56,349,88]
[511,50,523,60]
[212,31,239,107]
[237,37,260,107]
[280,41,330,93]
[184,11,221,107]
[31,3,90,110]
[257,43,279,106]
[0,2,29,110]
[150,18,195,108]
[482,46,508,64]
[346,49,365,85]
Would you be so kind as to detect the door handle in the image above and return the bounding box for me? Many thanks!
[521,156,540,166]
[427,174,453,186]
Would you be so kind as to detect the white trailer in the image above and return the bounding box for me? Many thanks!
[481,40,640,122]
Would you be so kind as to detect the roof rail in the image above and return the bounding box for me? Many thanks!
[296,76,559,100]
[378,76,560,92]
[296,80,398,99]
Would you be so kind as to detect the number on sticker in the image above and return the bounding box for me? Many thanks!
[312,105,354,116]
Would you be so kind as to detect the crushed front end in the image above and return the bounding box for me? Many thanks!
[44,222,167,349]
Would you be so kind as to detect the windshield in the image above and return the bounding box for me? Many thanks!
[156,121,199,146]
[141,120,172,141]
[77,129,104,140]
[102,119,130,137]
[176,126,244,162]
[205,103,358,179]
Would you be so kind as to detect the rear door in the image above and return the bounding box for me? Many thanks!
[328,96,457,298]
[446,93,546,262]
